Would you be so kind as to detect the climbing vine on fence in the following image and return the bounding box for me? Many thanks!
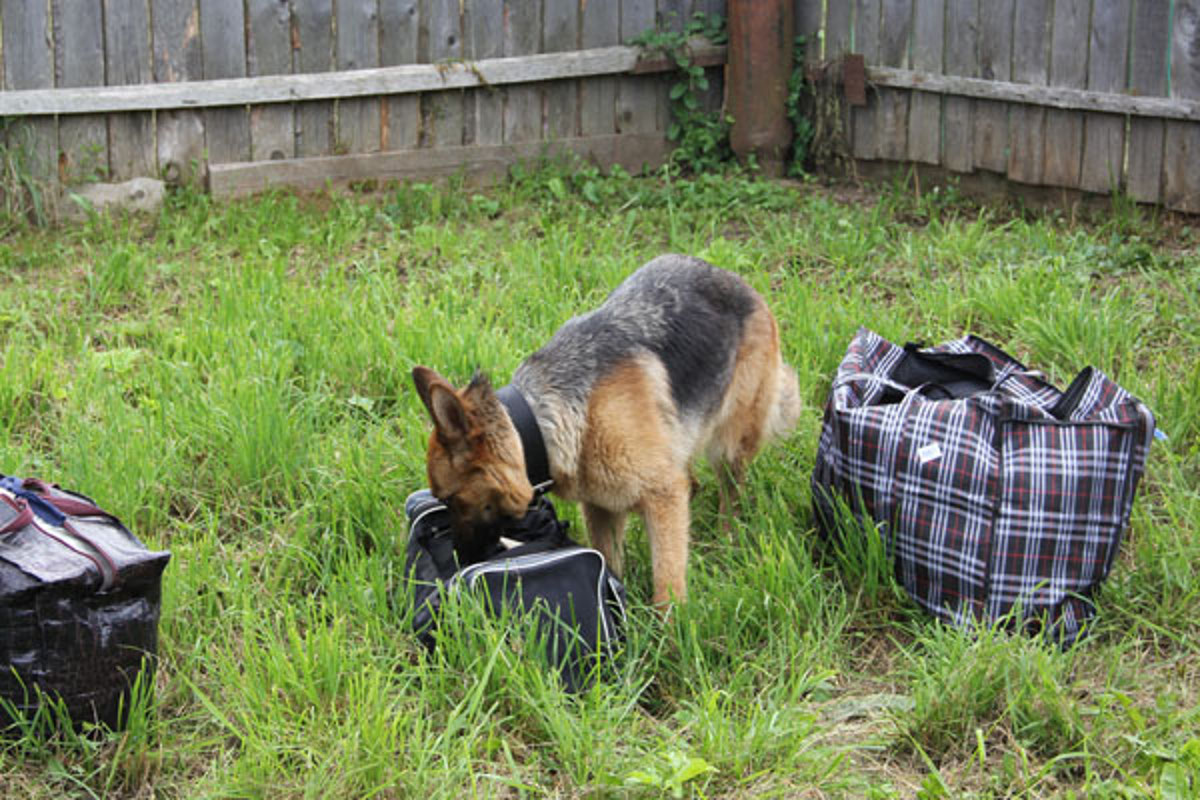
[633,12,731,174]
[637,14,824,178]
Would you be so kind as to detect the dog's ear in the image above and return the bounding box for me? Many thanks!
[462,370,495,407]
[412,366,471,446]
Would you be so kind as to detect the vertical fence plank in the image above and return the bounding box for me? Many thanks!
[656,0,689,132]
[851,0,881,159]
[505,0,542,143]
[337,0,381,154]
[1164,0,1200,212]
[423,0,463,148]
[581,0,620,137]
[658,0,689,29]
[248,0,295,162]
[824,0,852,58]
[1007,0,1050,185]
[875,0,911,162]
[3,0,58,184]
[943,0,977,172]
[544,0,579,139]
[54,0,108,182]
[973,0,1012,173]
[104,0,155,181]
[906,0,942,165]
[200,0,251,164]
[823,0,853,162]
[293,0,334,157]
[795,0,822,62]
[618,0,659,151]
[381,0,420,150]
[1080,0,1131,194]
[465,0,503,146]
[1127,0,1169,203]
[1042,0,1089,189]
[152,0,205,184]
[692,0,724,118]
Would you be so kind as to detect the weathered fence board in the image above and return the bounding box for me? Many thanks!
[1127,1,1170,204]
[1080,0,1131,195]
[618,0,658,143]
[1008,0,1051,186]
[293,0,334,158]
[466,0,503,147]
[942,0,977,173]
[875,0,911,163]
[381,0,421,151]
[336,0,381,154]
[247,0,295,162]
[543,0,579,140]
[1042,0,1089,190]
[200,0,250,164]
[795,0,822,60]
[54,0,107,182]
[866,67,1200,121]
[505,0,542,143]
[211,132,672,197]
[907,0,943,166]
[104,0,155,181]
[152,0,205,184]
[973,0,1013,174]
[581,0,619,137]
[1164,0,1200,213]
[2,0,57,184]
[851,0,880,160]
[424,0,463,149]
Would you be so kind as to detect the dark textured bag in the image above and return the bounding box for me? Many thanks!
[0,476,170,730]
[404,489,626,691]
[812,328,1156,644]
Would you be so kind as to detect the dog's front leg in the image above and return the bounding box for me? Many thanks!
[641,476,691,608]
[583,503,628,578]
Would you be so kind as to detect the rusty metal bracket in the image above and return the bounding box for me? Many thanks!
[843,53,867,106]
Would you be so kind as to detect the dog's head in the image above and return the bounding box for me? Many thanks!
[411,366,534,560]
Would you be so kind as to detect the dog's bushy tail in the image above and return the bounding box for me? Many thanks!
[767,362,802,440]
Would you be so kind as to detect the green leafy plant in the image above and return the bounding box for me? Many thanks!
[786,35,816,175]
[634,13,732,174]
[0,120,52,231]
[624,748,717,798]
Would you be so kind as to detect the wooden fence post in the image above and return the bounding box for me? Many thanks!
[727,0,793,175]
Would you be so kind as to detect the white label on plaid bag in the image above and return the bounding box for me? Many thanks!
[917,442,943,465]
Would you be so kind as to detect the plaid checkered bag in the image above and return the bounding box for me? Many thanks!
[812,327,1156,644]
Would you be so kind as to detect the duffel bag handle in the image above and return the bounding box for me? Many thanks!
[0,478,121,591]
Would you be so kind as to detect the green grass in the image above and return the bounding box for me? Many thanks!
[0,164,1197,798]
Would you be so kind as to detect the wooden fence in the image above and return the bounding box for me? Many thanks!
[800,0,1200,213]
[1,1,1198,212]
[0,0,724,198]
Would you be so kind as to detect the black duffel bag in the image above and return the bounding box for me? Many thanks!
[0,475,170,731]
[404,489,626,691]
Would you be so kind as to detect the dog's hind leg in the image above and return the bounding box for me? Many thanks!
[583,503,628,578]
[708,302,799,527]
[640,476,691,608]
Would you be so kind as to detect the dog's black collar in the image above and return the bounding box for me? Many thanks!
[496,384,553,491]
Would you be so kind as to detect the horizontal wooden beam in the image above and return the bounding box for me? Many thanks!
[208,133,673,198]
[0,41,725,117]
[869,65,1200,122]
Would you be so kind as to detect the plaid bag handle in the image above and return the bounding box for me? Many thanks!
[833,371,913,400]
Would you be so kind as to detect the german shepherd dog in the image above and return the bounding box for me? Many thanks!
[412,254,800,607]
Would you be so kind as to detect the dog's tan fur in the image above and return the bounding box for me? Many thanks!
[412,255,800,607]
